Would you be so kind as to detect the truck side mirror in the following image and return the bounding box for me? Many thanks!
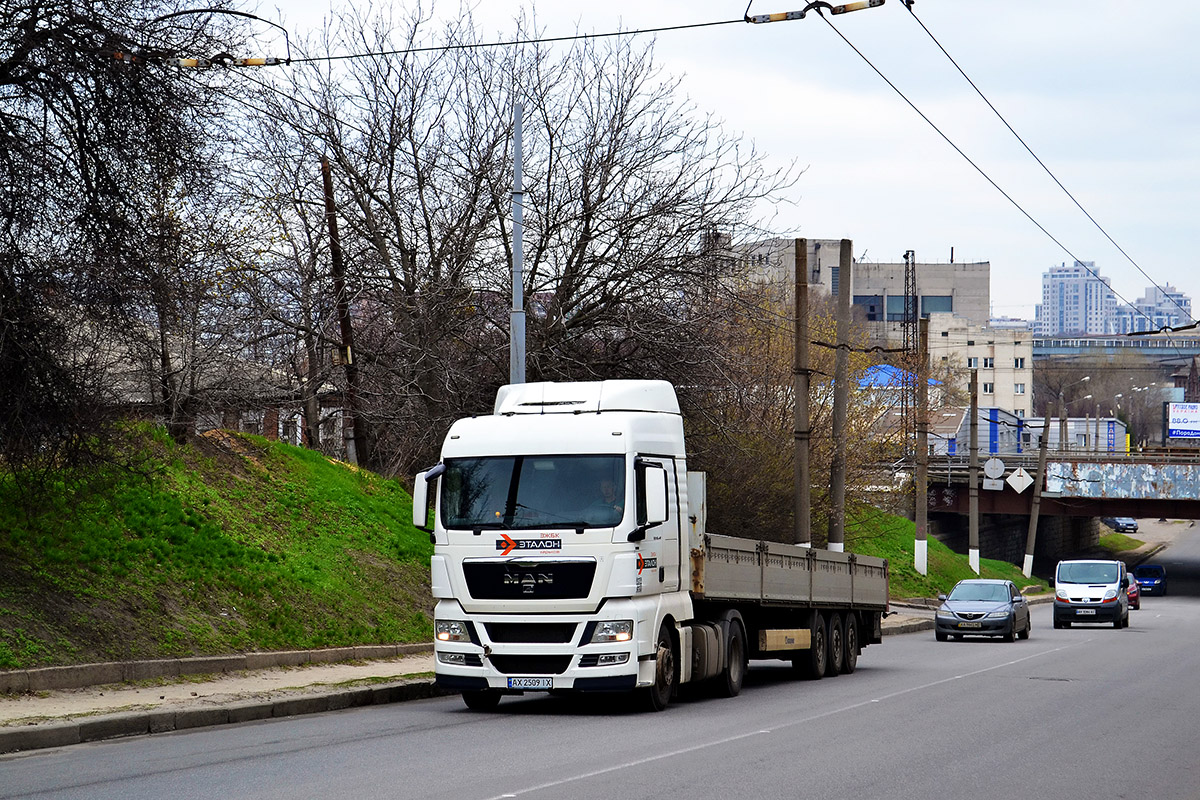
[412,463,445,531]
[637,460,668,527]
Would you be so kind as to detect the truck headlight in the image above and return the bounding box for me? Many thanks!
[590,620,633,643]
[1102,589,1118,601]
[436,619,471,643]
[1056,588,1069,600]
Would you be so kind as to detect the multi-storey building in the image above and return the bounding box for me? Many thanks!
[1034,261,1118,336]
[736,237,990,345]
[1113,284,1194,334]
[927,312,1034,419]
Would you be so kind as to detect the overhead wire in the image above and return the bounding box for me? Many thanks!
[813,10,1190,364]
[898,2,1195,335]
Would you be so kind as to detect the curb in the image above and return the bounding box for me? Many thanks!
[0,678,452,755]
[0,644,433,695]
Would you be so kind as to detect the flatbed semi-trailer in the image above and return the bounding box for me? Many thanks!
[413,380,889,710]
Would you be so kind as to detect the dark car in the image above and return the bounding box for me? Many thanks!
[1134,564,1168,596]
[935,579,1031,642]
[1102,516,1139,533]
[1127,572,1140,610]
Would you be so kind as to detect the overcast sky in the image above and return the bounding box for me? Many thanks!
[277,1,1199,322]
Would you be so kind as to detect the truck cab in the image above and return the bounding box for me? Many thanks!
[414,381,691,709]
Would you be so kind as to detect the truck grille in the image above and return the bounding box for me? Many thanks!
[463,561,596,600]
[484,622,578,643]
[489,655,573,675]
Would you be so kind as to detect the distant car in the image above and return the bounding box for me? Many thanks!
[1102,516,1139,533]
[1134,564,1168,596]
[935,579,1031,642]
[1127,572,1140,610]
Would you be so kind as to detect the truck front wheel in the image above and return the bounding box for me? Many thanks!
[643,623,677,712]
[461,689,502,711]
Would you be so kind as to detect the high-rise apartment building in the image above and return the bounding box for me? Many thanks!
[1034,261,1118,336]
[1113,284,1194,334]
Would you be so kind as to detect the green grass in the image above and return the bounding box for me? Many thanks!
[846,505,1048,599]
[1097,532,1144,555]
[0,427,432,669]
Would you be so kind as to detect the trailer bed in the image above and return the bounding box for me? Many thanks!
[691,533,889,610]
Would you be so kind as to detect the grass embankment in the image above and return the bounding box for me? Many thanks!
[1,426,1061,671]
[846,506,1048,599]
[1097,531,1144,555]
[0,427,432,670]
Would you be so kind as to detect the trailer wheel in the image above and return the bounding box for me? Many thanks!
[842,613,859,674]
[793,611,826,680]
[718,618,748,698]
[461,689,502,711]
[643,622,676,712]
[825,613,844,677]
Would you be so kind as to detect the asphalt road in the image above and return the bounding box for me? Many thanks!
[3,533,1198,800]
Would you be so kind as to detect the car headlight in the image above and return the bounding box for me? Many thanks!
[985,610,1011,619]
[1102,589,1118,601]
[590,620,634,643]
[435,619,472,643]
[936,609,957,619]
[1056,588,1069,600]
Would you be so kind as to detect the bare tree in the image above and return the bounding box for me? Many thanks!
[0,0,245,471]
[237,6,798,477]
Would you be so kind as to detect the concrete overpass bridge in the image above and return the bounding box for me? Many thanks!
[926,452,1200,519]
[916,451,1200,570]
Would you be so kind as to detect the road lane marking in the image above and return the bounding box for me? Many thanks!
[480,642,1080,800]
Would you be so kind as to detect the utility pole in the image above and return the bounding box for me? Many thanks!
[322,155,364,466]
[510,101,526,384]
[915,317,929,575]
[968,369,980,574]
[1023,414,1052,577]
[794,239,811,547]
[827,239,852,553]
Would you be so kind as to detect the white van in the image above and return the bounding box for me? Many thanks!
[1053,559,1130,629]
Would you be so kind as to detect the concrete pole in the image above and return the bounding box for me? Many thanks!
[793,239,812,547]
[1058,392,1067,452]
[968,369,980,574]
[827,239,853,553]
[915,317,929,575]
[509,101,526,384]
[1094,402,1100,452]
[1022,414,1052,577]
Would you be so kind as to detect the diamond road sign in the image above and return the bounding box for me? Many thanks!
[1007,467,1034,494]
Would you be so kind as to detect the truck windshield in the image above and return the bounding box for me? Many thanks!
[441,455,626,530]
[1057,563,1119,584]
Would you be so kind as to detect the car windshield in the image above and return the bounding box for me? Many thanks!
[1134,566,1164,578]
[948,583,1009,602]
[441,454,626,530]
[1058,563,1120,584]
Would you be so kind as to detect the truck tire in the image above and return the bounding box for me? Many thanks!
[718,617,747,698]
[793,611,826,680]
[462,689,502,711]
[643,622,677,712]
[842,613,859,674]
[825,613,844,677]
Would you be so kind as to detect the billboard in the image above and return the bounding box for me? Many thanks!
[1167,402,1200,439]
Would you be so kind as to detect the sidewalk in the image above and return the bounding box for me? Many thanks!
[0,613,934,754]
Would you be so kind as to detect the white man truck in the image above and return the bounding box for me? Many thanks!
[412,380,889,711]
